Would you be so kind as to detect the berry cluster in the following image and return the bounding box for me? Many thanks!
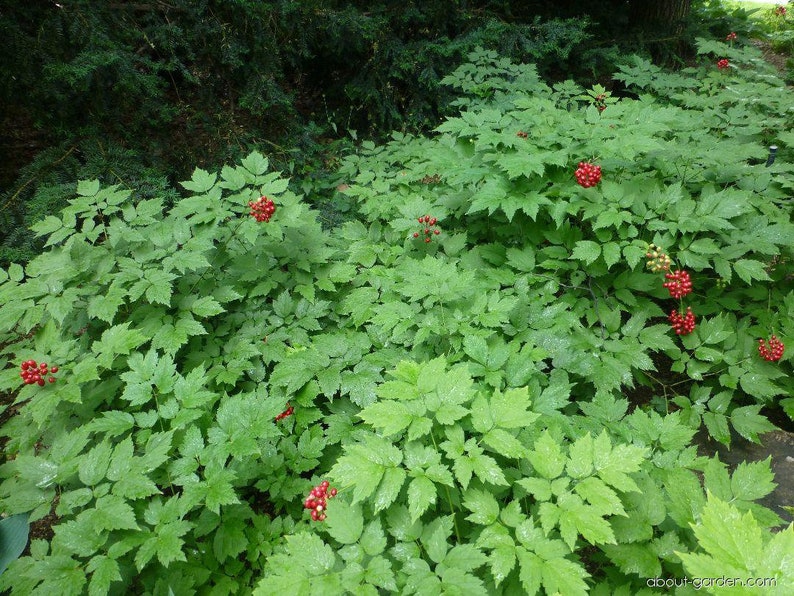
[663,270,693,299]
[248,196,276,222]
[726,32,737,41]
[594,93,607,113]
[275,402,294,422]
[516,131,528,139]
[774,5,787,17]
[413,215,441,243]
[669,307,696,336]
[717,59,730,70]
[758,336,785,362]
[645,244,672,272]
[574,162,601,188]
[20,360,58,386]
[303,480,338,522]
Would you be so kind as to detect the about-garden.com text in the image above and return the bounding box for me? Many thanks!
[647,576,778,590]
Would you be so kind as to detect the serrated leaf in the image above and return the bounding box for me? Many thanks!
[733,259,771,284]
[491,387,539,429]
[470,452,508,486]
[739,373,783,400]
[489,546,516,586]
[731,405,778,443]
[482,428,527,458]
[566,433,594,479]
[528,431,565,479]
[407,476,436,522]
[358,401,412,436]
[571,240,601,265]
[371,467,406,513]
[180,168,217,193]
[463,488,500,525]
[87,555,121,596]
[78,441,112,486]
[444,544,488,572]
[326,500,364,545]
[730,459,776,502]
[31,215,64,237]
[191,296,225,317]
[77,179,101,196]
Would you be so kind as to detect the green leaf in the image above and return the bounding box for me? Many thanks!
[733,259,771,284]
[731,405,778,443]
[372,467,406,513]
[242,151,269,175]
[191,296,225,317]
[31,215,64,238]
[677,492,791,583]
[602,242,622,269]
[463,488,500,525]
[204,468,240,513]
[77,179,101,197]
[358,401,412,437]
[78,441,112,486]
[505,247,536,272]
[89,495,138,531]
[326,500,364,545]
[407,476,436,522]
[489,546,516,586]
[444,544,488,572]
[574,477,625,516]
[571,241,601,266]
[482,428,527,459]
[528,431,565,479]
[730,459,777,502]
[180,168,217,193]
[87,555,122,596]
[0,514,29,576]
[601,543,661,578]
[422,516,453,564]
[739,373,783,400]
[91,323,147,368]
[558,493,616,548]
[638,324,678,351]
[565,433,594,479]
[490,387,539,429]
[360,519,387,556]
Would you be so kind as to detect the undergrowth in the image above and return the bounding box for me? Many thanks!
[1,39,793,595]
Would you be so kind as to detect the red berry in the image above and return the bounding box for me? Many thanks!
[329,488,337,497]
[413,232,419,238]
[37,379,45,386]
[48,377,56,383]
[50,366,58,373]
[663,270,692,299]
[758,335,784,362]
[433,229,440,235]
[425,237,431,243]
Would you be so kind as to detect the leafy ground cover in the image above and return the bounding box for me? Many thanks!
[1,37,793,595]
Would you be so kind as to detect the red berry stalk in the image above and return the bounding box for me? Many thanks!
[303,480,338,522]
[663,270,692,299]
[758,335,784,362]
[275,402,294,421]
[19,360,58,386]
[575,162,601,188]
[248,196,276,222]
[413,215,441,243]
[669,307,696,335]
